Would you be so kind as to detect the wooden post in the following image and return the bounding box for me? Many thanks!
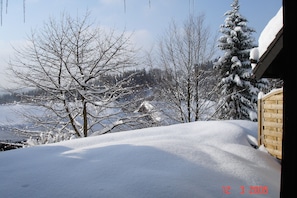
[258,96,262,146]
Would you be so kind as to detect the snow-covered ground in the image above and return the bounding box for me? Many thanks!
[0,103,39,141]
[0,120,280,197]
[0,99,214,142]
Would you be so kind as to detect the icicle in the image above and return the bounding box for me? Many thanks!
[23,0,26,23]
[5,0,7,14]
[1,0,3,26]
[188,0,195,16]
[123,0,126,13]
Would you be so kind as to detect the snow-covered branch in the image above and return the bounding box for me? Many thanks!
[8,11,145,141]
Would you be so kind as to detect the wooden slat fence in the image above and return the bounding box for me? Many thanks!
[258,88,283,159]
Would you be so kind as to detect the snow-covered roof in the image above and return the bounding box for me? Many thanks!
[258,7,283,58]
[250,7,283,79]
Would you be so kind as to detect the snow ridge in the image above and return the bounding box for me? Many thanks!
[0,120,280,197]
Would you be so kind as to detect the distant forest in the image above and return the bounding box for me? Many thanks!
[0,62,216,105]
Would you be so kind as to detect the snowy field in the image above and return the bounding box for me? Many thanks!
[0,100,214,142]
[0,120,280,197]
[0,103,37,141]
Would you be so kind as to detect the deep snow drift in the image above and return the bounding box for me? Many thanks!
[0,120,280,197]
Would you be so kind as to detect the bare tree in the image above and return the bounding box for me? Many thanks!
[8,11,141,139]
[151,14,218,122]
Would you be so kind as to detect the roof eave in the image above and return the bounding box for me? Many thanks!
[252,28,283,80]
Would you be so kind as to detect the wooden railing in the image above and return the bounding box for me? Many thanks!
[258,88,283,159]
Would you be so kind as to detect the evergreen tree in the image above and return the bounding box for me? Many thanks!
[214,0,269,121]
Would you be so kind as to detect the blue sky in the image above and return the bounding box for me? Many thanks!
[0,0,282,88]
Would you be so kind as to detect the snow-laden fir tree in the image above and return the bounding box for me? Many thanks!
[214,0,269,121]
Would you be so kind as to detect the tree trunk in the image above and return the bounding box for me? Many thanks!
[187,77,191,122]
[82,99,88,137]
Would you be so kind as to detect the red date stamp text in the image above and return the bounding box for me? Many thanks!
[222,185,268,195]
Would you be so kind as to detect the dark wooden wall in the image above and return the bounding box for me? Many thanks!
[281,0,297,197]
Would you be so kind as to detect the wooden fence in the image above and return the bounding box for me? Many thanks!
[258,88,283,159]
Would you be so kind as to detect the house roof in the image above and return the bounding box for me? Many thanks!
[251,7,283,80]
[252,28,283,80]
